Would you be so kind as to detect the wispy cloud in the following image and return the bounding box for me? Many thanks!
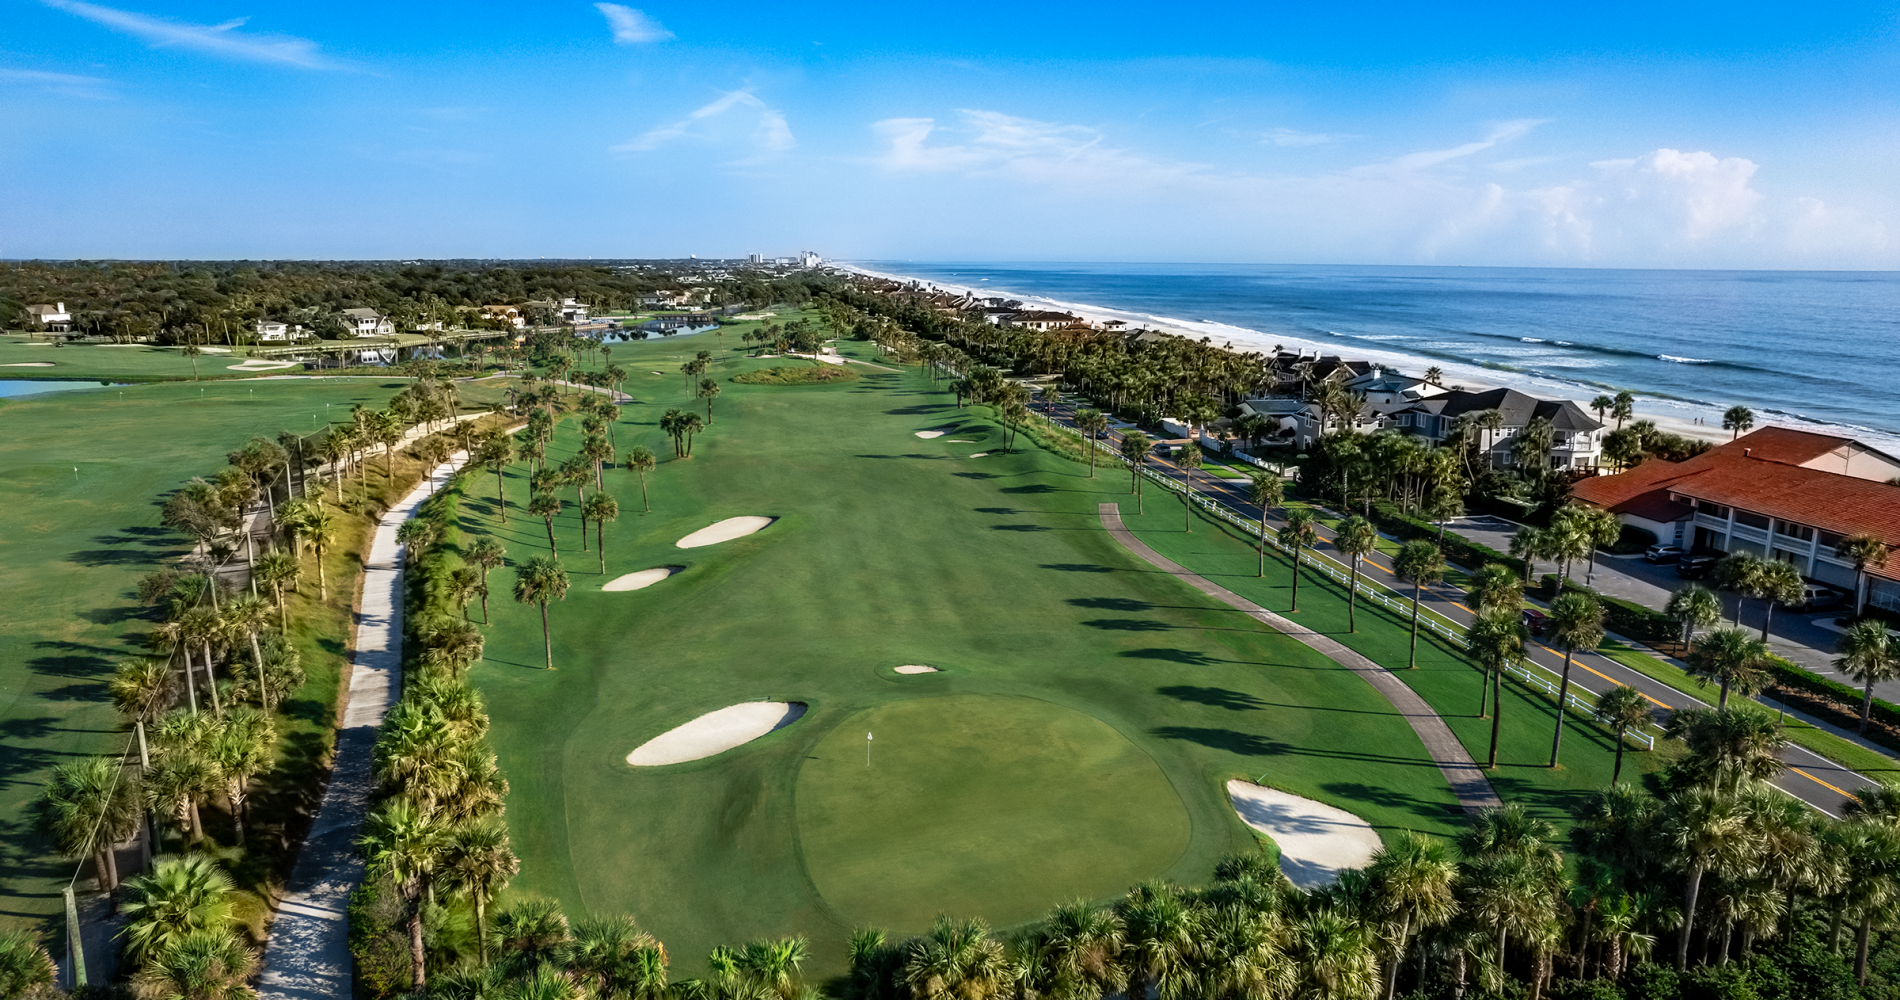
[595,3,673,44]
[613,89,794,161]
[1263,127,1354,148]
[40,0,342,69]
[0,66,116,99]
[1379,119,1546,171]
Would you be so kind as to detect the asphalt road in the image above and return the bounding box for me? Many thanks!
[1039,397,1876,816]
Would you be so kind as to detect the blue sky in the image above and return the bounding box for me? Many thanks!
[3,0,1897,267]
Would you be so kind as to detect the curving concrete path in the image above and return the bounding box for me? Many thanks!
[257,449,474,1000]
[1098,503,1501,814]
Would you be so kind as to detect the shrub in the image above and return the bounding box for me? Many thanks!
[347,878,412,999]
[1536,576,1677,642]
[731,365,860,385]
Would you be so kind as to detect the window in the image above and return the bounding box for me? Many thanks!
[1820,531,1847,550]
[1775,521,1815,542]
[1695,499,1730,519]
[1734,510,1771,530]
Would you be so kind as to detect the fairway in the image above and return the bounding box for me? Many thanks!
[796,695,1190,930]
[457,335,1468,972]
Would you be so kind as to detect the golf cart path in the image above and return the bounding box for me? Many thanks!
[1098,503,1502,814]
[256,447,478,1000]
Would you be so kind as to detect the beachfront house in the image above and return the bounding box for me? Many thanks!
[254,319,305,342]
[341,308,393,337]
[1391,386,1604,471]
[1572,427,1900,612]
[482,305,526,329]
[1004,310,1084,332]
[25,302,72,332]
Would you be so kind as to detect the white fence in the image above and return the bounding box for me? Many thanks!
[1129,464,1658,752]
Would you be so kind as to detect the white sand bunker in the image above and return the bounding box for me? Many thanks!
[676,516,775,549]
[0,362,55,367]
[947,439,975,443]
[603,566,682,591]
[914,430,946,439]
[627,702,807,766]
[969,452,989,458]
[1226,780,1380,889]
[228,360,297,371]
[894,664,939,674]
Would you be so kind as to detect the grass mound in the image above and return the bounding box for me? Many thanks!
[795,695,1190,931]
[732,365,860,385]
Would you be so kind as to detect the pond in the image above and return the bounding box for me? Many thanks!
[0,380,122,399]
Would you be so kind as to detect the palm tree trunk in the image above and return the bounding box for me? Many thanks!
[541,603,553,669]
[1551,650,1575,767]
[409,901,428,992]
[1761,600,1775,641]
[1863,680,1877,733]
[1348,560,1360,632]
[182,646,199,714]
[1678,865,1704,969]
[494,466,507,522]
[1612,729,1627,783]
[203,643,222,715]
[1385,915,1410,1000]
[580,514,588,552]
[1719,677,1731,710]
[1290,545,1302,611]
[1487,664,1503,766]
[598,522,605,574]
[545,517,557,552]
[1408,584,1422,667]
[1858,917,1873,984]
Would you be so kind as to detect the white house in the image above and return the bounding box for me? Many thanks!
[559,298,590,324]
[482,305,526,329]
[254,320,304,342]
[340,308,393,337]
[1391,386,1604,471]
[26,302,72,332]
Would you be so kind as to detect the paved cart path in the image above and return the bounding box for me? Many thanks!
[1099,502,1503,813]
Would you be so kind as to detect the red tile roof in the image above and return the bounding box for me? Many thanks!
[1572,430,1900,579]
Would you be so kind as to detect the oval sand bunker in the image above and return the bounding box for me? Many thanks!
[627,702,807,766]
[676,516,775,549]
[603,566,682,592]
[894,664,939,674]
[914,430,946,439]
[1225,780,1380,889]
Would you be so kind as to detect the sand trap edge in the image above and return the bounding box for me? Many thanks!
[894,664,940,674]
[1225,779,1381,889]
[603,566,684,592]
[914,430,946,439]
[676,515,775,549]
[626,701,807,766]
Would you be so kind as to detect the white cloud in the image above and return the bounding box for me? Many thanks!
[1263,127,1353,148]
[614,89,794,160]
[1379,119,1546,172]
[1592,148,1762,240]
[41,0,341,69]
[0,66,116,99]
[595,3,673,44]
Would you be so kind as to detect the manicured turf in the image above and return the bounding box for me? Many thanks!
[455,337,1467,973]
[796,694,1191,931]
[0,377,405,929]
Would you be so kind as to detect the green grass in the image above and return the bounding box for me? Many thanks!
[457,336,1467,974]
[0,335,274,381]
[729,364,860,385]
[0,377,408,930]
[796,694,1190,930]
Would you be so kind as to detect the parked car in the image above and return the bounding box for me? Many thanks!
[1152,442,1174,457]
[1676,555,1719,579]
[1645,545,1686,563]
[1788,585,1843,611]
[1521,608,1550,636]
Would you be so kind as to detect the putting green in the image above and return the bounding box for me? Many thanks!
[795,695,1190,930]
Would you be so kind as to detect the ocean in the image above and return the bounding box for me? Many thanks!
[856,262,1900,452]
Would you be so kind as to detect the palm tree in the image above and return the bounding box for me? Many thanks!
[1836,620,1898,734]
[209,707,275,845]
[1287,906,1377,1000]
[1723,405,1755,440]
[1665,584,1723,650]
[1665,706,1786,792]
[480,434,515,522]
[624,446,658,513]
[1120,431,1152,513]
[1248,473,1285,578]
[119,853,237,966]
[1611,390,1635,429]
[679,411,705,457]
[302,503,336,601]
[1369,831,1459,1000]
[1116,883,1198,1000]
[0,931,56,999]
[529,492,562,553]
[1425,366,1445,386]
[1546,592,1605,768]
[514,556,570,670]
[181,606,225,716]
[1394,540,1445,669]
[1509,526,1545,586]
[1075,408,1109,477]
[1752,558,1805,641]
[1590,395,1614,424]
[569,916,668,1000]
[1467,607,1526,764]
[449,566,483,621]
[585,492,620,574]
[1336,516,1379,633]
[1836,533,1891,617]
[360,795,450,993]
[1687,627,1771,709]
[38,757,139,900]
[467,536,506,623]
[112,657,174,728]
[254,547,298,631]
[1660,785,1760,969]
[439,814,520,964]
[1177,443,1202,531]
[583,434,615,490]
[182,341,203,380]
[223,594,273,703]
[1279,510,1320,613]
[1597,685,1653,784]
[1467,562,1523,615]
[697,377,721,424]
[902,916,1009,1000]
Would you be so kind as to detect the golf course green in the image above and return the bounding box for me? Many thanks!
[454,334,1473,973]
[796,694,1191,931]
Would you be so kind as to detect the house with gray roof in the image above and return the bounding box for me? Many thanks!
[1392,386,1604,471]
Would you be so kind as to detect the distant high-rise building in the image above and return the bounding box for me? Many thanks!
[748,252,764,264]
[801,251,822,268]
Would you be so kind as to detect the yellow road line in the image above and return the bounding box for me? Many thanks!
[1790,766,1855,800]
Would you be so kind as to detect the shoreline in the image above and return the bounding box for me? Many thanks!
[842,262,1900,453]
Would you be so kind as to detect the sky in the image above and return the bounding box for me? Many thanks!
[3,0,1899,267]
